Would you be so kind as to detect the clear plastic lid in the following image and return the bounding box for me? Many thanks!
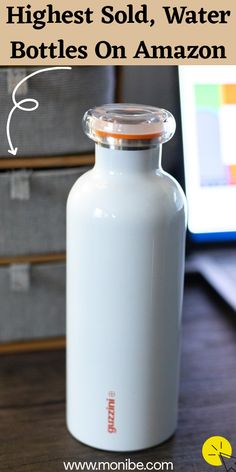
[83,103,176,148]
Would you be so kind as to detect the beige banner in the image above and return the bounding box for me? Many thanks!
[0,0,235,65]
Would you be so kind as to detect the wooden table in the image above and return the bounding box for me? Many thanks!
[1,276,236,471]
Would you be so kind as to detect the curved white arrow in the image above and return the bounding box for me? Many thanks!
[7,66,72,156]
[7,104,18,156]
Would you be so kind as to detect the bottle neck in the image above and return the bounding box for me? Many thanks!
[94,144,162,174]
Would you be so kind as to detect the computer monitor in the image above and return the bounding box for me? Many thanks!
[178,66,236,243]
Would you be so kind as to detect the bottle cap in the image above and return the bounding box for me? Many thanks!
[83,103,176,148]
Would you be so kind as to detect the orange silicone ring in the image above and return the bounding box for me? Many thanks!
[95,130,162,140]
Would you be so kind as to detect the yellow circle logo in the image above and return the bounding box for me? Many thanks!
[202,436,232,466]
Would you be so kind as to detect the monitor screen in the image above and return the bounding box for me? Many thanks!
[179,65,236,242]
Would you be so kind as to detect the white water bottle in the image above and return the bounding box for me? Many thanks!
[66,104,187,451]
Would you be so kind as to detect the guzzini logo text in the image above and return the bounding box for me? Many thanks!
[106,392,116,433]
